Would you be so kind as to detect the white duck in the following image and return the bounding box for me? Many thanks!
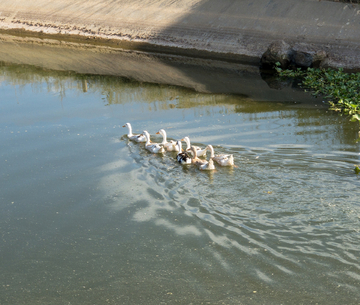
[181,136,207,157]
[175,141,191,164]
[206,145,234,166]
[156,129,178,152]
[142,130,165,154]
[122,122,146,142]
[190,146,215,171]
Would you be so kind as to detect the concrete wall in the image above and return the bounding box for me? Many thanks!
[1,0,360,69]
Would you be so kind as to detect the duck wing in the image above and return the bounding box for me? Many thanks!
[134,134,146,142]
[214,154,234,166]
[146,144,164,153]
[177,151,191,164]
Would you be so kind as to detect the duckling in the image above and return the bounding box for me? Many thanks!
[181,136,207,157]
[190,146,215,170]
[176,141,191,164]
[122,122,146,142]
[156,129,178,152]
[142,130,165,154]
[206,145,234,166]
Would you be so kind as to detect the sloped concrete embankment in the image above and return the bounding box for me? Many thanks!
[0,0,360,70]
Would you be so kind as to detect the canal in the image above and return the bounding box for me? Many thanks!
[1,59,360,304]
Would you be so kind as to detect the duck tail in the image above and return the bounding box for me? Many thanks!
[228,154,234,165]
[208,158,215,170]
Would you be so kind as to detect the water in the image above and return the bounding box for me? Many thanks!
[1,62,360,304]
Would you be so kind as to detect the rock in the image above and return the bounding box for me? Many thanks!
[291,44,327,68]
[262,41,328,70]
[292,51,313,68]
[312,50,327,68]
[261,40,292,69]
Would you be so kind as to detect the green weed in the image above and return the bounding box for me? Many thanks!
[275,63,360,122]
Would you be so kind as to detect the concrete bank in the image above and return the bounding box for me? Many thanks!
[1,0,360,70]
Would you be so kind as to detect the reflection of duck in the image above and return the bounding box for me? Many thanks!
[206,145,234,166]
[156,129,177,151]
[176,141,191,164]
[122,122,146,142]
[142,130,165,154]
[181,136,206,157]
[190,146,215,170]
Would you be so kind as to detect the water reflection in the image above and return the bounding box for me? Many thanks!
[2,60,359,147]
[1,62,360,304]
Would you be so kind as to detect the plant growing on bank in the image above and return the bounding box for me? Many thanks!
[333,0,360,3]
[275,63,360,122]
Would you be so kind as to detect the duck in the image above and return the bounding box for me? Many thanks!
[122,122,146,142]
[181,136,207,157]
[206,145,234,166]
[156,129,178,152]
[142,130,165,154]
[190,146,215,171]
[175,141,191,164]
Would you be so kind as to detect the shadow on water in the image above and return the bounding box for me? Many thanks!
[0,28,317,103]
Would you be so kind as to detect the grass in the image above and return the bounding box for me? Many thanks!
[275,63,360,122]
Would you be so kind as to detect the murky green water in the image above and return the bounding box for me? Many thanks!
[1,62,360,304]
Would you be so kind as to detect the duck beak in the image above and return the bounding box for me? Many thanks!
[122,125,126,127]
[156,131,160,134]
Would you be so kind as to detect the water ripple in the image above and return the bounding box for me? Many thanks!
[108,137,360,290]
